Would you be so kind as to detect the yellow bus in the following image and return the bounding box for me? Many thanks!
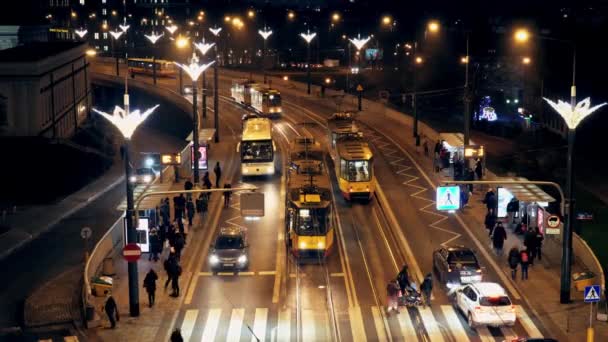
[127,58,176,77]
[285,137,334,259]
[237,117,276,176]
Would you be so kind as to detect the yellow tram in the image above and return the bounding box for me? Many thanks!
[127,58,177,77]
[327,113,375,201]
[285,137,335,259]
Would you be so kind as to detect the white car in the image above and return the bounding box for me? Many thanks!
[451,282,516,328]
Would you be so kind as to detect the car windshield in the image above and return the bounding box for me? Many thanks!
[296,208,329,235]
[215,236,244,249]
[480,296,511,306]
[242,140,273,163]
[448,250,478,265]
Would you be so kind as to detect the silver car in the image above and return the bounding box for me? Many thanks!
[209,227,249,271]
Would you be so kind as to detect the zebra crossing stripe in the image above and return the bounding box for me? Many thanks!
[277,308,291,341]
[418,307,446,342]
[440,305,470,341]
[200,308,221,342]
[348,306,367,342]
[516,305,543,338]
[251,308,268,342]
[371,306,389,341]
[476,326,495,342]
[227,308,245,342]
[396,308,417,340]
[180,309,198,341]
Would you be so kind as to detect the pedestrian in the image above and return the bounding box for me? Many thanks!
[149,228,161,262]
[223,183,232,208]
[174,232,185,260]
[508,247,520,280]
[534,228,544,262]
[466,168,475,193]
[434,140,442,156]
[164,254,175,291]
[491,221,507,256]
[520,248,530,280]
[524,228,539,265]
[423,139,429,157]
[386,278,401,314]
[484,212,496,236]
[168,258,182,297]
[160,198,170,225]
[397,265,410,295]
[483,188,497,216]
[214,161,222,188]
[506,198,519,227]
[184,178,194,200]
[177,194,186,219]
[203,171,212,190]
[172,195,180,220]
[170,328,184,342]
[460,185,469,210]
[186,198,195,226]
[420,273,433,307]
[103,290,119,329]
[143,268,158,307]
[475,158,483,180]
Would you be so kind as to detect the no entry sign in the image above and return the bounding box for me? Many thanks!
[123,243,142,262]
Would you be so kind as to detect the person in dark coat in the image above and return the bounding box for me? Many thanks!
[223,183,232,208]
[184,179,194,200]
[170,328,184,342]
[186,198,195,226]
[103,291,119,328]
[475,159,483,180]
[397,265,410,295]
[491,222,507,256]
[165,256,182,297]
[160,198,170,225]
[520,249,530,280]
[203,172,212,191]
[143,268,158,307]
[149,228,161,262]
[524,227,541,265]
[483,188,497,215]
[164,254,176,291]
[506,198,519,226]
[508,247,520,280]
[534,228,544,262]
[174,232,185,260]
[421,273,433,307]
[197,193,208,216]
[213,162,222,188]
[484,213,496,236]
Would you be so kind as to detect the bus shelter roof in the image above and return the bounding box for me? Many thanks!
[186,128,216,143]
[439,132,477,149]
[497,177,556,203]
[116,182,173,211]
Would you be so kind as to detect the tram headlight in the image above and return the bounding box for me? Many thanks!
[209,255,219,264]
[143,175,152,183]
[299,241,307,249]
[317,241,325,249]
[129,176,137,183]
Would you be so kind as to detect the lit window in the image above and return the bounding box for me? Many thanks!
[104,45,108,51]
[79,0,85,4]
[103,32,108,39]
[94,32,99,39]
[102,8,106,15]
[102,0,106,3]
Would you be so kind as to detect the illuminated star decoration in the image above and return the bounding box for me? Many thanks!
[75,29,88,38]
[300,30,317,43]
[145,32,164,44]
[544,97,607,129]
[165,25,178,35]
[93,104,159,140]
[119,24,130,32]
[174,54,216,81]
[258,27,273,40]
[109,30,125,40]
[194,39,215,56]
[349,34,371,50]
[209,27,222,36]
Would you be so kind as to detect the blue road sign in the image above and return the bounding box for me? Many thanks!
[584,285,601,303]
[436,186,460,211]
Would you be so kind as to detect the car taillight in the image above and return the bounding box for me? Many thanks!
[474,306,481,311]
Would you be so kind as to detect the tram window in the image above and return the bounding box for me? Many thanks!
[347,160,370,182]
[331,133,337,148]
[297,208,328,235]
[340,158,347,179]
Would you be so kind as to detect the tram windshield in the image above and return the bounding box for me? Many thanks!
[296,208,329,235]
[340,159,372,182]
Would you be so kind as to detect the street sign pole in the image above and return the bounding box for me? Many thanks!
[584,284,601,342]
[356,84,363,111]
[588,301,594,342]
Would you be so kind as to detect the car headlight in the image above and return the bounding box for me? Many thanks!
[243,168,249,174]
[238,255,247,264]
[209,255,219,264]
[143,175,152,183]
[129,176,137,183]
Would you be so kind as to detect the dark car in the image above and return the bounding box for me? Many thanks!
[209,227,249,271]
[433,246,482,288]
[130,167,156,184]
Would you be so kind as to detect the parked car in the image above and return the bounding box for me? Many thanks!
[433,246,482,287]
[451,282,516,328]
[209,227,249,271]
[130,167,155,184]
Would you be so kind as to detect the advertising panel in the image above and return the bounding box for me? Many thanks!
[190,145,208,170]
[123,217,150,253]
[497,187,514,218]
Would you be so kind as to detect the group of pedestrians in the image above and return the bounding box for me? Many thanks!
[386,265,433,314]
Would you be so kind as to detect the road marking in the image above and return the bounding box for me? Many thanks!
[330,272,345,277]
[348,306,367,342]
[180,309,198,341]
[418,307,446,342]
[516,305,543,338]
[289,273,296,278]
[238,271,255,276]
[184,274,199,304]
[440,305,470,341]
[372,306,389,342]
[200,308,222,342]
[218,272,235,276]
[251,308,268,342]
[396,307,417,341]
[302,309,316,341]
[502,326,518,340]
[227,308,245,342]
[476,326,495,342]
[277,308,291,341]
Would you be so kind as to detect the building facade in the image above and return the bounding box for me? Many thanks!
[0,42,91,138]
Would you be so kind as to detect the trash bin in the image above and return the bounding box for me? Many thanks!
[85,304,95,321]
[91,276,113,297]
[572,271,596,292]
[102,257,115,276]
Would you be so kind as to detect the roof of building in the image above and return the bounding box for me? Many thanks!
[0,41,85,62]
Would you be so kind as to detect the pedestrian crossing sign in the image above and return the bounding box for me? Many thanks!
[584,285,601,303]
[436,186,460,211]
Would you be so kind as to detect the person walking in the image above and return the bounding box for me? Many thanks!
[460,185,469,210]
[170,328,184,342]
[506,198,519,228]
[386,279,401,314]
[223,183,232,208]
[421,273,433,307]
[397,265,410,295]
[524,228,539,265]
[534,228,544,262]
[508,247,520,280]
[491,221,507,256]
[164,253,176,291]
[143,268,158,307]
[213,162,222,188]
[169,258,182,297]
[149,228,161,262]
[475,158,483,180]
[197,192,208,217]
[520,248,530,280]
[483,188,497,216]
[160,198,170,225]
[177,194,186,219]
[484,212,496,237]
[203,171,212,191]
[186,198,195,226]
[103,291,119,329]
[174,232,185,261]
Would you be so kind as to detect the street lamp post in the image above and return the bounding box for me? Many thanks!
[544,97,606,304]
[92,91,159,318]
[258,27,273,84]
[210,27,222,143]
[109,30,124,76]
[194,39,216,122]
[349,34,371,109]
[463,33,471,146]
[174,56,215,184]
[145,32,163,85]
[300,30,317,95]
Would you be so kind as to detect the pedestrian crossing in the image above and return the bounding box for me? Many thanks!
[173,304,542,341]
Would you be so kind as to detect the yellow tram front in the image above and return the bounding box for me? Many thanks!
[285,137,334,259]
[335,135,375,201]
